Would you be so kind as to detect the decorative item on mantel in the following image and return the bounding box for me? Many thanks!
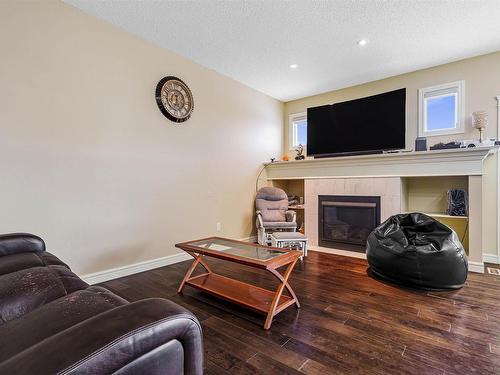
[472,110,488,143]
[294,144,305,160]
[415,137,427,152]
[282,154,290,161]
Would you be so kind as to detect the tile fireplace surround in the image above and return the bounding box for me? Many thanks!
[306,178,401,258]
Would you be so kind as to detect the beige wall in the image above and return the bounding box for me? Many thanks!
[0,1,283,275]
[284,52,500,259]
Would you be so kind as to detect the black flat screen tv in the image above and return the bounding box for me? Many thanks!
[307,88,406,157]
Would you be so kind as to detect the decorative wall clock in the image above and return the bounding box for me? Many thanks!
[155,76,194,123]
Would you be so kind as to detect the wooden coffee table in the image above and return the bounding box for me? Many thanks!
[176,237,301,329]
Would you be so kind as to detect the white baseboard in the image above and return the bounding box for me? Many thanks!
[308,245,367,260]
[80,238,486,283]
[483,253,499,264]
[81,252,191,285]
[309,245,485,274]
[80,235,258,285]
[468,261,484,273]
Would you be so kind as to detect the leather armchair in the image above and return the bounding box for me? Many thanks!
[0,233,203,375]
[255,187,297,245]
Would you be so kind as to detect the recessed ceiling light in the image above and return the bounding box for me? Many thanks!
[289,63,298,69]
[357,39,368,46]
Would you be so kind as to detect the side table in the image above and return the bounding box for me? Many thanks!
[270,232,308,258]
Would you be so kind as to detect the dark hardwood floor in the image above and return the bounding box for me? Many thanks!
[99,251,500,375]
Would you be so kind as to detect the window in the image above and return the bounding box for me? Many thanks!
[418,81,464,137]
[289,112,307,149]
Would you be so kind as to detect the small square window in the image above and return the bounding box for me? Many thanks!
[289,112,307,149]
[418,81,464,137]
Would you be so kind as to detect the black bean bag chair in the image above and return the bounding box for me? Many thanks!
[366,213,467,290]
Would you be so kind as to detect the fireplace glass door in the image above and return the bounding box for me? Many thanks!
[319,195,381,252]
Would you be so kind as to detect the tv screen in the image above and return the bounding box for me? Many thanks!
[307,88,406,157]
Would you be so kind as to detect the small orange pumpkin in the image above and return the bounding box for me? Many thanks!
[282,154,290,161]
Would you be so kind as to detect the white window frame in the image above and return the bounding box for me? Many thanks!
[418,80,465,137]
[289,112,307,150]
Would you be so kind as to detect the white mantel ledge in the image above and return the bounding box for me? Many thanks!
[266,147,497,180]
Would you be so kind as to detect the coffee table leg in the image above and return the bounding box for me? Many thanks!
[178,251,212,293]
[264,258,299,330]
[268,268,301,308]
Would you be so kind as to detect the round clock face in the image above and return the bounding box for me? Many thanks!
[155,76,194,123]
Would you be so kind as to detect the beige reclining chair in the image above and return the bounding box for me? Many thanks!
[255,187,297,245]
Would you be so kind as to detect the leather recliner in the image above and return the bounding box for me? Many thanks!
[0,233,203,375]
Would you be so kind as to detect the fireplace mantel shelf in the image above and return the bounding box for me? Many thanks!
[266,146,498,180]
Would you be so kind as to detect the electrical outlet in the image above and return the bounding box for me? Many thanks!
[216,222,222,232]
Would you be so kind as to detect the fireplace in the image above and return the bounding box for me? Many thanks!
[318,195,381,252]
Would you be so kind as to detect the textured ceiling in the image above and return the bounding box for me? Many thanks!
[65,0,500,102]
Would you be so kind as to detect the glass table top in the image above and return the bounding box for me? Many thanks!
[186,238,285,261]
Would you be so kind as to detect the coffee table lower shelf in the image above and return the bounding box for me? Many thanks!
[176,237,301,329]
[185,273,295,316]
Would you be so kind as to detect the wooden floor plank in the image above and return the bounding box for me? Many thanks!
[99,250,500,374]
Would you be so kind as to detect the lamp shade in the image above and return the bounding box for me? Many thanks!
[472,111,488,130]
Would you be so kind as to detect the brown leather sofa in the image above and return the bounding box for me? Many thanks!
[0,233,203,375]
